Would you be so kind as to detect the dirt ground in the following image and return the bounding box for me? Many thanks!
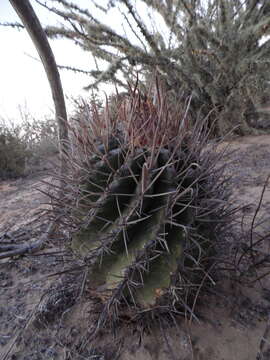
[0,135,270,360]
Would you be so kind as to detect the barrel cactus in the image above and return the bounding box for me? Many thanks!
[54,84,231,325]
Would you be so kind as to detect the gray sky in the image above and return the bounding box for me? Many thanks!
[0,1,96,122]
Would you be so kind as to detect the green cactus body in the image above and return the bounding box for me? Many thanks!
[72,150,146,253]
[71,144,196,308]
[80,147,126,204]
[134,225,184,307]
[93,208,164,292]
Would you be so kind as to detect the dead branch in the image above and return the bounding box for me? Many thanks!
[0,220,57,260]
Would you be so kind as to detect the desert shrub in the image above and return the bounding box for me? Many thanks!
[0,116,58,180]
[27,0,270,136]
[0,121,29,179]
[21,117,58,172]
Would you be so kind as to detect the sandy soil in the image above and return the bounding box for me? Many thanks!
[0,135,270,360]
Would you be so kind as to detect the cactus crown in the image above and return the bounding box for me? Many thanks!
[54,82,231,327]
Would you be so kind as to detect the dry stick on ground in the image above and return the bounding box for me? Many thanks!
[0,220,57,260]
[0,0,69,259]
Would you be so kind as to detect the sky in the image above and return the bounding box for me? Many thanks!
[0,1,99,122]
